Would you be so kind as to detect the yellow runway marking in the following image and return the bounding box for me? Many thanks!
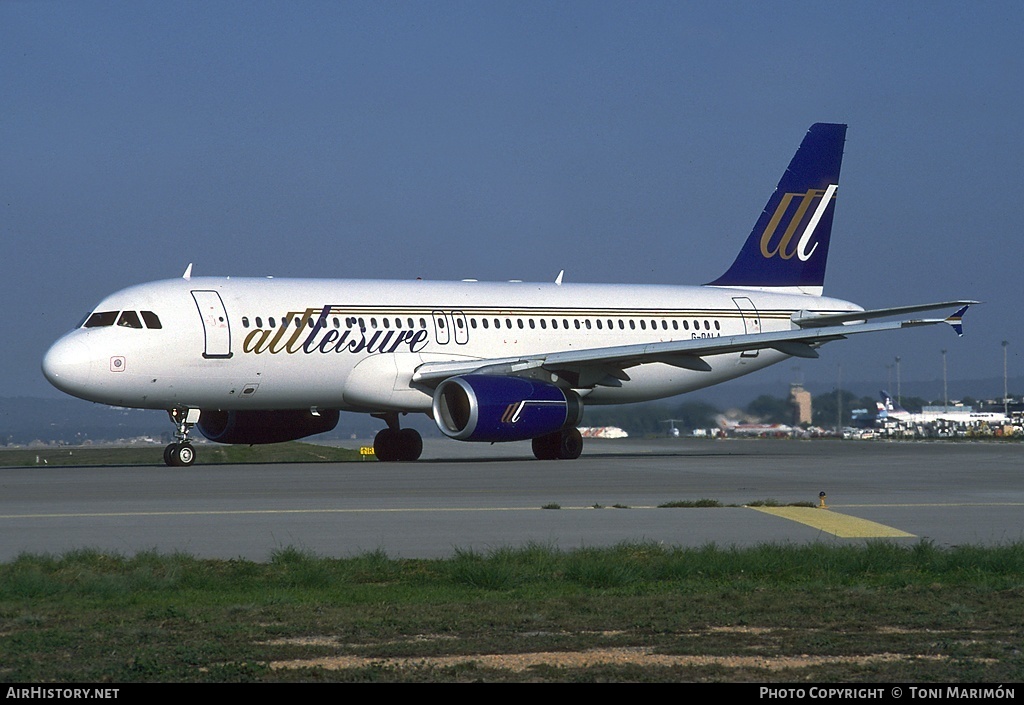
[750,506,915,538]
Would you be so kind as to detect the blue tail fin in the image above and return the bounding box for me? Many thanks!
[878,390,908,416]
[708,123,847,294]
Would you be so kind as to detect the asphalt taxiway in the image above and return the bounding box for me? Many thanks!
[1,439,1022,560]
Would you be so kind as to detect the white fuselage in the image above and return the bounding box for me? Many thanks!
[43,276,862,415]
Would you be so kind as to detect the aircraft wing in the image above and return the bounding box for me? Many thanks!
[412,302,975,389]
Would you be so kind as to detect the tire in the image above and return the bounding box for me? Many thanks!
[532,433,559,460]
[176,443,196,466]
[557,428,583,460]
[374,429,398,462]
[397,428,423,461]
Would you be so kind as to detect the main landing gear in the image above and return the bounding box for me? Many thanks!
[372,412,423,462]
[531,427,584,460]
[164,408,200,467]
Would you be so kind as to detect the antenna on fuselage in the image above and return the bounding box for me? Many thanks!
[182,263,193,280]
[555,270,564,286]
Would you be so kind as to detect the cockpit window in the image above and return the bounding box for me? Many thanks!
[140,311,162,329]
[83,311,118,328]
[117,311,143,329]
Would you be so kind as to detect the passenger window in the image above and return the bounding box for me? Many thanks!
[84,311,118,328]
[117,311,143,329]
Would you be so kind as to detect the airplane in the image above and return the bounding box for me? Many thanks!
[42,123,975,466]
[717,417,796,438]
[661,420,683,438]
[876,391,1006,426]
[875,390,914,422]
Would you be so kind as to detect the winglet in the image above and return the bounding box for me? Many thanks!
[182,263,193,281]
[944,305,970,337]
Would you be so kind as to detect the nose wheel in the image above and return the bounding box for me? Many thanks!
[164,442,196,467]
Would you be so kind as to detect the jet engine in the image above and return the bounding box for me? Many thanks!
[432,375,583,442]
[197,409,340,444]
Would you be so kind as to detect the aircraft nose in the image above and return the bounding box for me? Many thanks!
[42,336,94,396]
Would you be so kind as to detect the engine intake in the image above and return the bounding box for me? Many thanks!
[432,375,582,442]
[197,409,340,444]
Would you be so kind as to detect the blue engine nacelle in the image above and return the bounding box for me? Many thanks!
[197,409,340,445]
[432,375,583,442]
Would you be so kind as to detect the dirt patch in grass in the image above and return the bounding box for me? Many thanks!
[269,647,945,673]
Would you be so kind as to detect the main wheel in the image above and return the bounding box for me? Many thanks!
[556,428,583,460]
[397,428,423,461]
[532,432,559,460]
[373,429,399,462]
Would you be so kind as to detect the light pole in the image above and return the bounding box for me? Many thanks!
[895,356,902,405]
[941,349,948,412]
[1003,340,1009,418]
[837,364,842,433]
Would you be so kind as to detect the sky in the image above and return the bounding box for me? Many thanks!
[3,1,1023,404]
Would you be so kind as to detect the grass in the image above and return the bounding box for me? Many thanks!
[1,542,1023,682]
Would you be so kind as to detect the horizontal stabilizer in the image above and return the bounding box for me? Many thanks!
[792,300,978,328]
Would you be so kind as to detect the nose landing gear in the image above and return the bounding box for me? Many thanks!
[164,408,200,467]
